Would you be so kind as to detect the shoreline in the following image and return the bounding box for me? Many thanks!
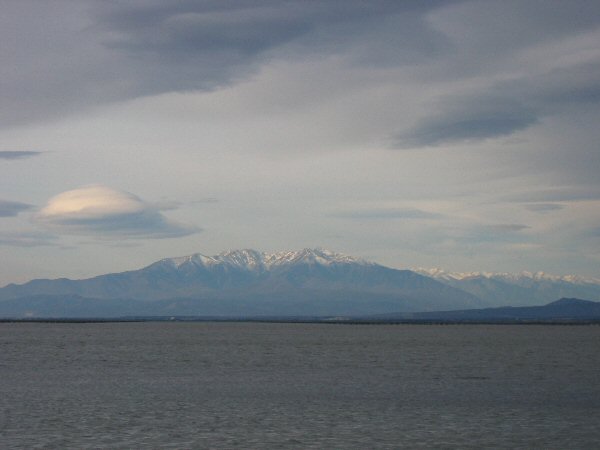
[2,317,600,325]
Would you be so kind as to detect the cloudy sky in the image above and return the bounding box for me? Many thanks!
[1,0,599,285]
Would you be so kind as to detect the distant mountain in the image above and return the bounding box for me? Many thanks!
[0,295,145,319]
[0,249,484,318]
[372,298,600,322]
[413,268,600,307]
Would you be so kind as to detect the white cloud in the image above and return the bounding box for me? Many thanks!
[36,185,199,239]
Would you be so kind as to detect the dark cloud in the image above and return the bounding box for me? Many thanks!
[396,96,538,147]
[3,0,599,133]
[503,187,600,203]
[451,223,532,245]
[45,209,200,239]
[0,151,42,160]
[482,224,530,233]
[96,0,448,54]
[92,0,453,93]
[389,0,600,149]
[0,0,452,128]
[0,1,116,128]
[0,199,33,217]
[0,231,58,247]
[524,203,564,213]
[395,59,600,148]
[100,3,311,58]
[530,62,600,109]
[334,208,443,220]
[190,197,219,204]
[427,0,600,70]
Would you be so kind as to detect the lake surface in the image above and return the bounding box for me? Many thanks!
[1,322,599,448]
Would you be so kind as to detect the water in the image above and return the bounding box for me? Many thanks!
[1,322,599,448]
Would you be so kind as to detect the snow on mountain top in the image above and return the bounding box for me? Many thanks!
[264,248,368,266]
[217,249,266,269]
[413,267,600,285]
[158,248,372,271]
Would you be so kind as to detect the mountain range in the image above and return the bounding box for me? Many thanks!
[1,248,599,318]
[370,298,600,322]
[414,268,600,306]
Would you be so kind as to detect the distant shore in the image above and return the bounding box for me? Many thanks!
[2,317,600,325]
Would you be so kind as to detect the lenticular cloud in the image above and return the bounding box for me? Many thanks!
[36,185,198,239]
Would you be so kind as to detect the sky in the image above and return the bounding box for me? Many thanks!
[1,0,600,285]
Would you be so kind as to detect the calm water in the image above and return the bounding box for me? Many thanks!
[1,323,599,449]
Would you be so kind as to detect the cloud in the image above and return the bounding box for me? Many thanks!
[0,0,450,128]
[503,187,600,203]
[395,94,538,147]
[333,207,443,220]
[190,197,219,204]
[524,203,564,213]
[481,224,530,233]
[0,231,58,247]
[394,60,600,148]
[100,3,312,59]
[3,0,599,142]
[95,1,447,63]
[443,223,532,246]
[0,200,33,217]
[0,151,42,160]
[392,6,600,149]
[35,185,199,239]
[406,223,534,255]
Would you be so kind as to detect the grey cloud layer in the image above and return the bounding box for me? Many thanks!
[395,32,600,146]
[3,0,600,137]
[0,151,41,160]
[0,231,58,247]
[0,1,452,128]
[0,200,32,217]
[396,97,538,147]
[334,208,443,220]
[504,187,600,203]
[481,224,530,233]
[39,209,199,239]
[524,203,564,213]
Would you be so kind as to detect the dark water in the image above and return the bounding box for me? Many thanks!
[1,323,599,449]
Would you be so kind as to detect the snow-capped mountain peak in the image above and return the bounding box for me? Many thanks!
[413,267,600,285]
[217,249,266,269]
[156,248,372,272]
[159,253,219,269]
[264,248,369,267]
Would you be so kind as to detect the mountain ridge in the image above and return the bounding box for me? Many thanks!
[370,297,600,322]
[2,248,599,318]
[152,248,373,273]
[414,267,600,285]
[413,267,600,307]
[0,248,484,317]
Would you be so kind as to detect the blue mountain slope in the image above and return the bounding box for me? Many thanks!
[372,298,600,321]
[0,249,484,317]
